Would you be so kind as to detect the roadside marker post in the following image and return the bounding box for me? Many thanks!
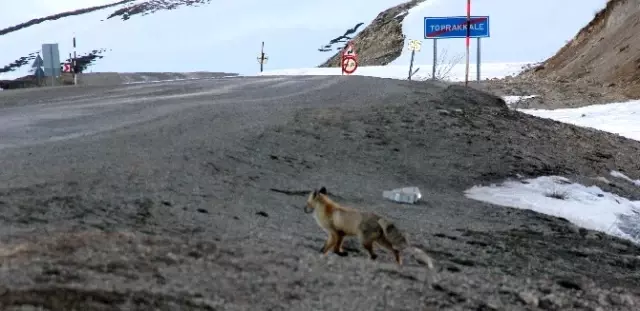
[257,41,268,72]
[424,13,490,84]
[407,39,421,80]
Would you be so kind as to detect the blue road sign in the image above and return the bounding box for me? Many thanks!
[424,16,490,39]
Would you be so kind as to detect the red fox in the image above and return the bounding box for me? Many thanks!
[304,187,434,269]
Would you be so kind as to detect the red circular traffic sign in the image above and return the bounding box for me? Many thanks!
[342,55,358,74]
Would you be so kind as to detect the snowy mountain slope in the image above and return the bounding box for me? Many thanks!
[0,0,132,37]
[0,1,123,29]
[0,0,403,80]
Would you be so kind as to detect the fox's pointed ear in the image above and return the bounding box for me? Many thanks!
[319,187,327,195]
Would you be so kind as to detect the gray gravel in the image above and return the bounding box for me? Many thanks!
[0,75,639,310]
[465,76,629,109]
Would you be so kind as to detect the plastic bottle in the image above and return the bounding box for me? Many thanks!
[382,187,422,204]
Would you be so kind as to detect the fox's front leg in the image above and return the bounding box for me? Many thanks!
[333,232,348,257]
[320,232,337,255]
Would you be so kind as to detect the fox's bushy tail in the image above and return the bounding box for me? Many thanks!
[378,218,435,269]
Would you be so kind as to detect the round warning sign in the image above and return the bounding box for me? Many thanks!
[342,55,358,74]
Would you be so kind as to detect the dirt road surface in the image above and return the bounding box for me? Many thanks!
[0,76,639,310]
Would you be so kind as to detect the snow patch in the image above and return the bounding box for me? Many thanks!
[465,176,640,244]
[519,100,640,142]
[502,95,538,105]
[394,11,408,19]
[610,170,640,187]
[258,61,529,81]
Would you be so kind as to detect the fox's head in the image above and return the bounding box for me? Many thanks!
[304,186,327,213]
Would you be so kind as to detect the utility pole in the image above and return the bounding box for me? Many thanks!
[464,0,471,86]
[73,35,78,85]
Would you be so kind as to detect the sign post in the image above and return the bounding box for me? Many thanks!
[340,41,358,75]
[407,39,421,80]
[432,39,437,80]
[72,35,77,85]
[423,15,490,83]
[477,37,481,82]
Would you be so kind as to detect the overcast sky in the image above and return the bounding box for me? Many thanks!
[0,0,608,76]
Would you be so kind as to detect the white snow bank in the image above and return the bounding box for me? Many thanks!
[502,95,538,106]
[519,100,640,142]
[465,176,640,244]
[257,61,529,82]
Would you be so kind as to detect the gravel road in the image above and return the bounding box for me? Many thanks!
[0,76,639,310]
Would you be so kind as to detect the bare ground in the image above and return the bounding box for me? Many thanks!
[466,75,630,109]
[521,0,640,99]
[0,76,639,310]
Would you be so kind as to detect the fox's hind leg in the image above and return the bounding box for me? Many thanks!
[376,237,402,265]
[358,234,378,260]
[362,240,377,260]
